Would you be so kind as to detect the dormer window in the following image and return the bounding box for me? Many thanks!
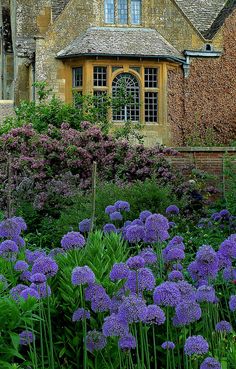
[104,0,141,25]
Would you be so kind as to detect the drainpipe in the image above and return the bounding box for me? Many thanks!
[32,54,36,101]
[0,25,4,99]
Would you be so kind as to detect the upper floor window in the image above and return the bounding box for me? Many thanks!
[104,0,141,25]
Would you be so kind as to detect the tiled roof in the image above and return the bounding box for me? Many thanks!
[174,0,236,38]
[57,27,184,60]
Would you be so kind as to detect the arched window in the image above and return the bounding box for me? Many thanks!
[112,73,140,122]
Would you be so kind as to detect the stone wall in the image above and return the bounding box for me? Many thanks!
[168,9,236,146]
[0,100,14,123]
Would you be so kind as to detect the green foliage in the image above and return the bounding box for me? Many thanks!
[185,114,219,147]
[223,154,236,214]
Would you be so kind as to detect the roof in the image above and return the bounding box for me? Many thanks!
[57,27,184,61]
[174,0,236,38]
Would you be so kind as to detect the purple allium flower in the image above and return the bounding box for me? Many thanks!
[10,284,27,301]
[32,257,58,278]
[196,285,216,303]
[11,217,27,232]
[0,218,21,238]
[125,268,156,293]
[173,263,183,271]
[188,261,204,282]
[168,236,185,248]
[195,245,219,279]
[114,201,130,212]
[105,205,116,215]
[118,334,136,351]
[125,225,145,243]
[223,266,236,281]
[127,256,145,270]
[0,240,19,259]
[103,223,117,234]
[145,214,170,242]
[184,336,209,356]
[86,330,107,352]
[211,213,221,222]
[110,263,130,281]
[164,248,185,263]
[176,281,196,302]
[229,295,236,311]
[131,219,144,226]
[30,282,51,298]
[20,270,32,282]
[48,248,65,258]
[25,249,46,265]
[144,305,166,325]
[19,330,35,346]
[173,302,201,326]
[71,266,95,286]
[91,292,111,313]
[139,247,157,265]
[102,314,129,337]
[153,282,181,307]
[20,287,40,300]
[215,321,232,333]
[61,231,85,251]
[218,234,236,262]
[166,205,180,215]
[139,210,152,222]
[110,211,123,222]
[169,221,176,228]
[84,283,106,301]
[118,294,147,323]
[161,341,175,350]
[219,209,230,218]
[200,357,222,369]
[72,308,91,322]
[168,270,184,281]
[14,260,29,272]
[110,295,124,314]
[12,236,25,248]
[79,218,91,233]
[30,273,47,284]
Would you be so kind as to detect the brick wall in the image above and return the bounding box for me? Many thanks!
[0,100,15,124]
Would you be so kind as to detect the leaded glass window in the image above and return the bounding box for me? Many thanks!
[94,67,107,87]
[104,0,115,23]
[144,68,158,88]
[72,67,83,88]
[118,0,128,24]
[131,0,141,24]
[112,73,140,122]
[145,92,158,123]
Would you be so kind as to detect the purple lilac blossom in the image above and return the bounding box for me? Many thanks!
[118,334,136,350]
[14,260,29,272]
[32,257,58,278]
[118,295,147,323]
[0,218,21,238]
[125,225,145,243]
[61,231,85,250]
[114,201,130,212]
[184,336,209,356]
[215,321,232,333]
[153,282,181,307]
[144,305,166,325]
[229,295,236,311]
[19,330,35,346]
[161,341,175,350]
[0,240,18,259]
[102,314,129,337]
[72,308,90,322]
[139,247,157,264]
[168,270,184,281]
[20,287,40,300]
[110,263,130,281]
[125,268,156,293]
[139,210,152,222]
[103,223,117,234]
[30,273,46,284]
[196,285,216,303]
[30,283,51,298]
[110,211,123,222]
[25,249,46,265]
[127,256,145,270]
[79,218,91,233]
[166,205,180,215]
[173,301,201,326]
[105,205,116,215]
[86,330,107,352]
[200,357,222,369]
[10,284,27,301]
[71,266,95,286]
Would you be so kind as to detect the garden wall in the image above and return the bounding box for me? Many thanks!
[0,100,14,124]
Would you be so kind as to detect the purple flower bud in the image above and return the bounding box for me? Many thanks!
[215,320,232,333]
[19,330,35,346]
[103,223,117,234]
[79,218,91,233]
[110,211,123,222]
[229,295,236,311]
[161,341,175,350]
[200,357,222,369]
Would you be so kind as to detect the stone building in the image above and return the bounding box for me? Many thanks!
[0,0,236,145]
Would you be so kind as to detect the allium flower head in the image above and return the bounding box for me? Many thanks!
[161,341,175,350]
[105,205,116,215]
[184,335,209,356]
[110,211,123,222]
[14,260,29,272]
[10,284,27,301]
[32,257,58,278]
[110,263,130,281]
[196,285,216,303]
[0,240,18,259]
[84,283,106,301]
[48,248,65,258]
[215,320,232,333]
[176,281,196,302]
[19,330,35,346]
[20,287,40,300]
[145,214,170,242]
[144,305,166,325]
[30,282,51,298]
[173,301,201,326]
[118,294,147,323]
[91,292,111,313]
[139,210,152,222]
[153,282,181,307]
[72,308,90,322]
[30,273,47,284]
[125,268,155,293]
[103,223,117,234]
[102,313,129,337]
[166,205,180,215]
[223,266,236,281]
[12,236,25,248]
[20,270,32,282]
[119,334,136,351]
[219,209,230,218]
[200,357,222,369]
[168,270,184,281]
[86,330,107,352]
[25,249,46,265]
[229,295,236,311]
[125,225,145,243]
[127,256,145,270]
[211,213,221,222]
[0,218,21,238]
[61,231,85,250]
[164,248,185,263]
[72,266,95,286]
[114,201,130,212]
[79,218,91,233]
[173,263,183,271]
[11,217,27,231]
[139,247,157,265]
[195,245,219,279]
[218,234,236,262]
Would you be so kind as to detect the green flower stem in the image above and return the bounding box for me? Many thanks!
[80,285,87,369]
